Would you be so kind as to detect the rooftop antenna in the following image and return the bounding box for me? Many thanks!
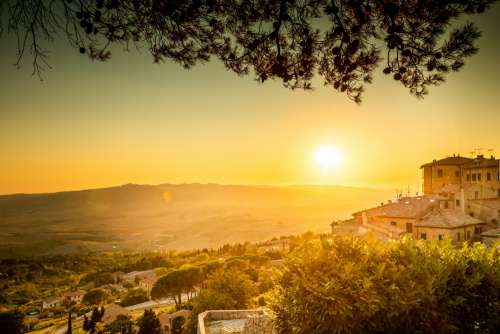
[487,148,494,157]
[469,150,475,157]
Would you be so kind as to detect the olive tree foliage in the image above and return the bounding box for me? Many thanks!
[271,236,500,334]
[1,0,497,102]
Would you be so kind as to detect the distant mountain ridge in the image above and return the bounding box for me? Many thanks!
[0,183,393,258]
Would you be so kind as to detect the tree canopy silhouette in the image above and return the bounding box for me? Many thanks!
[1,0,497,102]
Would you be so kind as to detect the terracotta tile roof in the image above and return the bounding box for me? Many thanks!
[462,156,499,169]
[420,156,472,168]
[416,209,484,228]
[481,228,500,238]
[43,296,61,303]
[101,303,130,325]
[365,196,440,219]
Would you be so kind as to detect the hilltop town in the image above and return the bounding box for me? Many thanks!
[333,153,500,245]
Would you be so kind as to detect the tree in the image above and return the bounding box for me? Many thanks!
[120,288,149,307]
[0,310,24,334]
[1,0,497,103]
[171,316,186,334]
[271,235,500,334]
[66,309,72,334]
[84,306,104,333]
[82,315,90,332]
[137,309,162,334]
[107,314,134,334]
[184,268,258,334]
[82,288,108,306]
[151,266,202,307]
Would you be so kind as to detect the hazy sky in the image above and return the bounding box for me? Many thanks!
[1,5,499,195]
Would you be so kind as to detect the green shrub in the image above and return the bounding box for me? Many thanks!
[271,236,500,334]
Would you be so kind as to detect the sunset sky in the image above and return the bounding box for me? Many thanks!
[1,5,499,195]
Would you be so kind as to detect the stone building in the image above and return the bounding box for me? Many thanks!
[42,296,61,309]
[421,154,500,201]
[349,153,499,243]
[61,290,85,305]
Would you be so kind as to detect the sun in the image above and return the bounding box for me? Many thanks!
[314,145,342,169]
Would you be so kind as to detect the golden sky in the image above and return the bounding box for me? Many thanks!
[1,5,499,195]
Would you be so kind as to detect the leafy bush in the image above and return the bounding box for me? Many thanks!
[120,288,149,307]
[271,236,500,334]
[137,309,162,334]
[184,268,258,334]
[106,314,134,334]
[82,288,108,305]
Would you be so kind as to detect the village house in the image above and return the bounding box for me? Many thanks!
[349,154,498,243]
[421,154,500,198]
[480,228,500,246]
[121,269,159,298]
[101,303,130,325]
[415,209,485,242]
[258,239,290,253]
[42,296,61,310]
[61,290,85,304]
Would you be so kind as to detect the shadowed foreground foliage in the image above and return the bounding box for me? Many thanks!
[271,235,500,334]
[1,0,497,102]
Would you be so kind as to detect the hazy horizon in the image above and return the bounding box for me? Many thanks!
[1,4,499,195]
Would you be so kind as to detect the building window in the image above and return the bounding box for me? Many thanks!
[406,222,413,233]
[466,231,471,240]
[457,232,461,241]
[497,189,500,198]
[487,172,491,181]
[474,227,482,234]
[455,171,460,177]
[437,169,443,177]
[390,221,397,227]
[466,174,470,181]
[472,174,476,181]
[438,234,443,240]
[469,212,475,217]
[478,173,482,181]
[475,191,479,199]
[421,233,427,240]
[455,199,460,207]
[444,201,449,209]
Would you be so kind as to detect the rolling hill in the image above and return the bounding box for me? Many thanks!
[0,183,393,257]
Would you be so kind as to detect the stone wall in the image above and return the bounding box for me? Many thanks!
[198,310,275,334]
[242,314,275,334]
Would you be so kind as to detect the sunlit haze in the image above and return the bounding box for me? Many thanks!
[1,5,499,195]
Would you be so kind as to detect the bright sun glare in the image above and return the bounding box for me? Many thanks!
[314,145,342,169]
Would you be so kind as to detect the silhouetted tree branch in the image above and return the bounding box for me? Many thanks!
[1,0,497,103]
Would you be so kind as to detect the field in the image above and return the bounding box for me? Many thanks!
[0,183,393,257]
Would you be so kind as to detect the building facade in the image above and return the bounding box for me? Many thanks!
[349,154,499,243]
